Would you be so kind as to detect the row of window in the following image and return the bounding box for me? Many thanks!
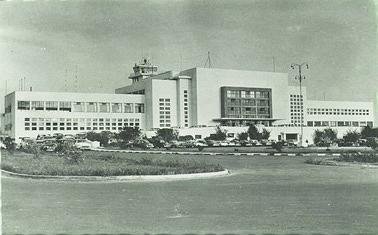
[227,99,269,106]
[307,121,373,127]
[159,98,171,127]
[17,101,144,113]
[25,117,138,122]
[290,96,304,125]
[226,90,269,99]
[24,117,140,131]
[307,108,370,116]
[226,114,271,119]
[183,90,189,127]
[25,126,134,132]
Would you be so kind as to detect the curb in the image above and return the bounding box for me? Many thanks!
[1,169,231,182]
[90,148,352,157]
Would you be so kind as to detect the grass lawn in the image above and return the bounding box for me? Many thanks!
[305,152,378,166]
[0,150,224,176]
[108,145,375,153]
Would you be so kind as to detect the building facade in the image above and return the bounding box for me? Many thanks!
[1,59,376,143]
[2,91,145,139]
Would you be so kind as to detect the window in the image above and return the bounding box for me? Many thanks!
[46,101,58,111]
[86,102,97,112]
[72,102,84,112]
[124,103,134,113]
[59,101,71,111]
[18,101,30,110]
[31,101,44,110]
[260,91,269,98]
[257,100,269,106]
[99,103,110,113]
[112,103,122,113]
[135,103,144,113]
[307,121,313,127]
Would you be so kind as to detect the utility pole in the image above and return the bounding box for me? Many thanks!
[290,62,309,147]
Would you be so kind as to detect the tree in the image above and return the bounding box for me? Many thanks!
[208,126,227,141]
[260,128,271,140]
[313,129,323,146]
[86,131,110,147]
[156,128,178,142]
[3,137,15,152]
[248,124,260,140]
[343,130,361,143]
[117,127,141,143]
[237,132,249,141]
[361,126,378,138]
[323,128,338,143]
[313,128,337,146]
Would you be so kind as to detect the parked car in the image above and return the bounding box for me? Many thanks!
[249,139,261,146]
[169,140,186,148]
[287,139,299,147]
[135,139,154,149]
[193,139,208,147]
[230,139,241,146]
[219,141,229,147]
[227,141,236,147]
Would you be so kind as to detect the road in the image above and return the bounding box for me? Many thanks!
[2,154,378,234]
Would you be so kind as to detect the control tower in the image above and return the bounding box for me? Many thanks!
[129,58,158,83]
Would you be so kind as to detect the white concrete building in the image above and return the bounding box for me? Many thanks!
[1,59,375,143]
[2,91,145,140]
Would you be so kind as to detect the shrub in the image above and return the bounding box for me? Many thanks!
[179,135,194,141]
[272,141,283,152]
[260,128,271,140]
[343,130,361,144]
[64,150,84,164]
[86,131,111,147]
[335,152,378,163]
[156,128,178,142]
[313,128,337,146]
[238,132,248,141]
[3,137,15,152]
[367,138,378,149]
[117,127,141,144]
[361,126,378,139]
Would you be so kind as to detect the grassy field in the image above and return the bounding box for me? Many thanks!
[2,153,378,234]
[108,145,375,153]
[0,150,224,176]
[306,152,378,166]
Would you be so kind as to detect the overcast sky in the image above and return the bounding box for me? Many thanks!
[0,0,377,113]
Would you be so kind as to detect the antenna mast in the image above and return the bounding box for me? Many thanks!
[204,51,212,68]
[75,65,78,92]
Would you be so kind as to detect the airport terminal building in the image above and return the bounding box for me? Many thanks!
[1,59,375,143]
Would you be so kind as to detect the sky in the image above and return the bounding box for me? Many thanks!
[0,0,377,115]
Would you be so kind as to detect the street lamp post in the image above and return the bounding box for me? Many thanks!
[290,62,309,147]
